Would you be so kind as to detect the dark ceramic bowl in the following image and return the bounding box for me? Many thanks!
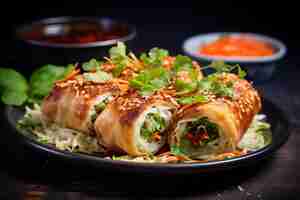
[15,17,136,67]
[183,33,287,83]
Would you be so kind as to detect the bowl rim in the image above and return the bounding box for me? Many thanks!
[182,32,287,63]
[15,16,137,48]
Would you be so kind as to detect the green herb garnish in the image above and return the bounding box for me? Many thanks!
[177,95,208,105]
[197,74,234,99]
[110,42,130,77]
[29,64,67,103]
[140,48,169,68]
[82,59,102,72]
[0,68,28,105]
[175,79,199,95]
[173,55,193,72]
[172,55,200,94]
[1,64,78,105]
[210,61,246,79]
[129,67,170,96]
[83,71,112,83]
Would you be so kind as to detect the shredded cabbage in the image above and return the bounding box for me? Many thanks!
[17,105,104,154]
[238,114,272,151]
[17,106,271,161]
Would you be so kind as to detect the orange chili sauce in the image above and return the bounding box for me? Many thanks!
[199,36,274,57]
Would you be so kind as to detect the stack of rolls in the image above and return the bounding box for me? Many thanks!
[40,46,262,160]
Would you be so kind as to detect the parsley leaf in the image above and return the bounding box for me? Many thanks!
[173,55,193,72]
[140,48,169,68]
[29,64,66,102]
[211,81,234,98]
[210,61,235,73]
[83,71,112,83]
[129,67,170,96]
[177,95,208,105]
[172,55,201,95]
[237,65,247,79]
[82,59,102,71]
[209,61,247,79]
[110,42,130,77]
[175,79,198,95]
[198,74,234,99]
[0,68,29,105]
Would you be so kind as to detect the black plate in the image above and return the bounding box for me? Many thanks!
[2,99,290,175]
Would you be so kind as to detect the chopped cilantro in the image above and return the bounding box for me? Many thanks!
[110,42,130,77]
[209,61,247,79]
[198,74,234,99]
[82,59,102,71]
[83,71,112,83]
[129,67,170,96]
[172,55,201,94]
[175,79,199,95]
[140,48,169,68]
[173,55,193,72]
[177,95,208,105]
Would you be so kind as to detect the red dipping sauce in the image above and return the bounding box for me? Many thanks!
[199,35,275,57]
[18,20,131,45]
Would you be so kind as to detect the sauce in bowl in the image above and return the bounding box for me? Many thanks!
[199,36,275,57]
[17,18,134,47]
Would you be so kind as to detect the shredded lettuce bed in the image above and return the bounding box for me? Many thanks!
[16,105,272,163]
[238,114,272,151]
[16,105,271,161]
[17,105,104,154]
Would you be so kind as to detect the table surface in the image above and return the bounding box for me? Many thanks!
[0,26,299,200]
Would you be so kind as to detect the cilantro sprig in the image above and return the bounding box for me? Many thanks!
[0,64,77,105]
[82,58,102,72]
[209,61,246,79]
[83,71,112,83]
[129,67,170,96]
[140,48,169,68]
[110,42,130,77]
[173,55,193,72]
[197,74,235,99]
[173,55,200,94]
[177,95,208,105]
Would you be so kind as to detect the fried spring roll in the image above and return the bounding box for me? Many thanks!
[169,73,261,159]
[41,77,121,134]
[94,91,177,155]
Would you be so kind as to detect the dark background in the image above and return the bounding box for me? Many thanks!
[1,2,299,56]
[1,2,300,200]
